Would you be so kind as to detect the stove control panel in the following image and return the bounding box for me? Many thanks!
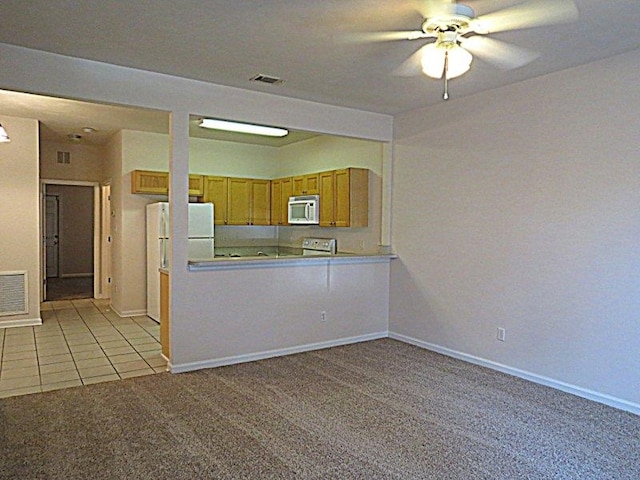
[302,237,337,254]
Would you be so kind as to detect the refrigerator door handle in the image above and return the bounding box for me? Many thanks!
[160,238,168,269]
[161,205,168,238]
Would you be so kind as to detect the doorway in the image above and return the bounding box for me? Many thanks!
[41,181,104,302]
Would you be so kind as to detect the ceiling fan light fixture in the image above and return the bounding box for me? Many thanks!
[421,42,472,79]
[199,118,288,137]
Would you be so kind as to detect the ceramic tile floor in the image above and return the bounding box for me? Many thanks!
[0,298,166,399]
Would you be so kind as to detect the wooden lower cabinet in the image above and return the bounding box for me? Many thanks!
[160,270,170,360]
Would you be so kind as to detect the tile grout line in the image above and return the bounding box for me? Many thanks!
[1,298,164,398]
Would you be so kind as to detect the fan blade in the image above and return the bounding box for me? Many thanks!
[341,30,431,43]
[470,0,578,34]
[460,35,539,69]
[392,44,431,77]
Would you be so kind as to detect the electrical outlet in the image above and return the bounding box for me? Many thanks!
[497,327,506,342]
[320,311,327,322]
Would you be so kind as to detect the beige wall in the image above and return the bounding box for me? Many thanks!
[0,115,41,326]
[104,131,125,313]
[390,49,640,411]
[40,140,106,182]
[45,184,94,276]
[190,136,279,178]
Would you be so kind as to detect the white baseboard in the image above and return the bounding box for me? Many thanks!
[389,332,640,416]
[0,317,43,329]
[170,331,389,374]
[109,305,147,318]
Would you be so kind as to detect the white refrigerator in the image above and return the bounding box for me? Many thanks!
[146,202,214,322]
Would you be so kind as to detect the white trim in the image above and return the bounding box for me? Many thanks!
[0,317,42,329]
[41,179,101,301]
[389,332,640,416]
[109,305,147,318]
[169,331,389,374]
[93,184,101,299]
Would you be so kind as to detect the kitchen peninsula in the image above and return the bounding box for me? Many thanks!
[163,243,394,373]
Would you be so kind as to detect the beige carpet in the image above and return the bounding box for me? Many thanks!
[1,339,638,479]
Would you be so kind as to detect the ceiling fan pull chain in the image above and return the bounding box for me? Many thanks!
[443,50,450,100]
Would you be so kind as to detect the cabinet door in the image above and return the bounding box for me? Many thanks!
[160,271,170,359]
[292,176,305,196]
[345,168,369,228]
[188,174,205,196]
[250,180,271,226]
[131,170,169,194]
[227,177,251,225]
[305,174,320,194]
[271,178,293,225]
[333,169,352,227]
[318,170,336,227]
[203,176,228,225]
[270,179,282,225]
[280,177,292,225]
[292,174,320,195]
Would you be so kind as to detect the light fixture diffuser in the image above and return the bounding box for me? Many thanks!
[421,42,472,79]
[0,123,10,143]
[199,118,288,137]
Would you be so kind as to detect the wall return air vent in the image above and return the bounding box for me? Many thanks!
[0,271,28,316]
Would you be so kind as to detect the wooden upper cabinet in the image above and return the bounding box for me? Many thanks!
[227,177,251,225]
[203,176,228,225]
[319,168,368,228]
[131,170,169,194]
[270,177,292,226]
[226,177,271,225]
[292,173,320,196]
[132,168,368,228]
[250,180,271,226]
[131,170,204,196]
[188,175,205,196]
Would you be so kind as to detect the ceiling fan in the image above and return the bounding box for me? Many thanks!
[349,0,579,99]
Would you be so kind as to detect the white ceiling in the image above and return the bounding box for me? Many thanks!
[0,0,639,141]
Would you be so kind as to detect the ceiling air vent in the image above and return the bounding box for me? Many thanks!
[250,74,284,86]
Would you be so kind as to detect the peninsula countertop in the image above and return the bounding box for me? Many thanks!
[188,252,397,271]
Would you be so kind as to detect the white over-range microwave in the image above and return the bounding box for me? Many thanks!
[288,195,320,224]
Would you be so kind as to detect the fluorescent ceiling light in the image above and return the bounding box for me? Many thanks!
[199,118,288,137]
[0,123,10,143]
